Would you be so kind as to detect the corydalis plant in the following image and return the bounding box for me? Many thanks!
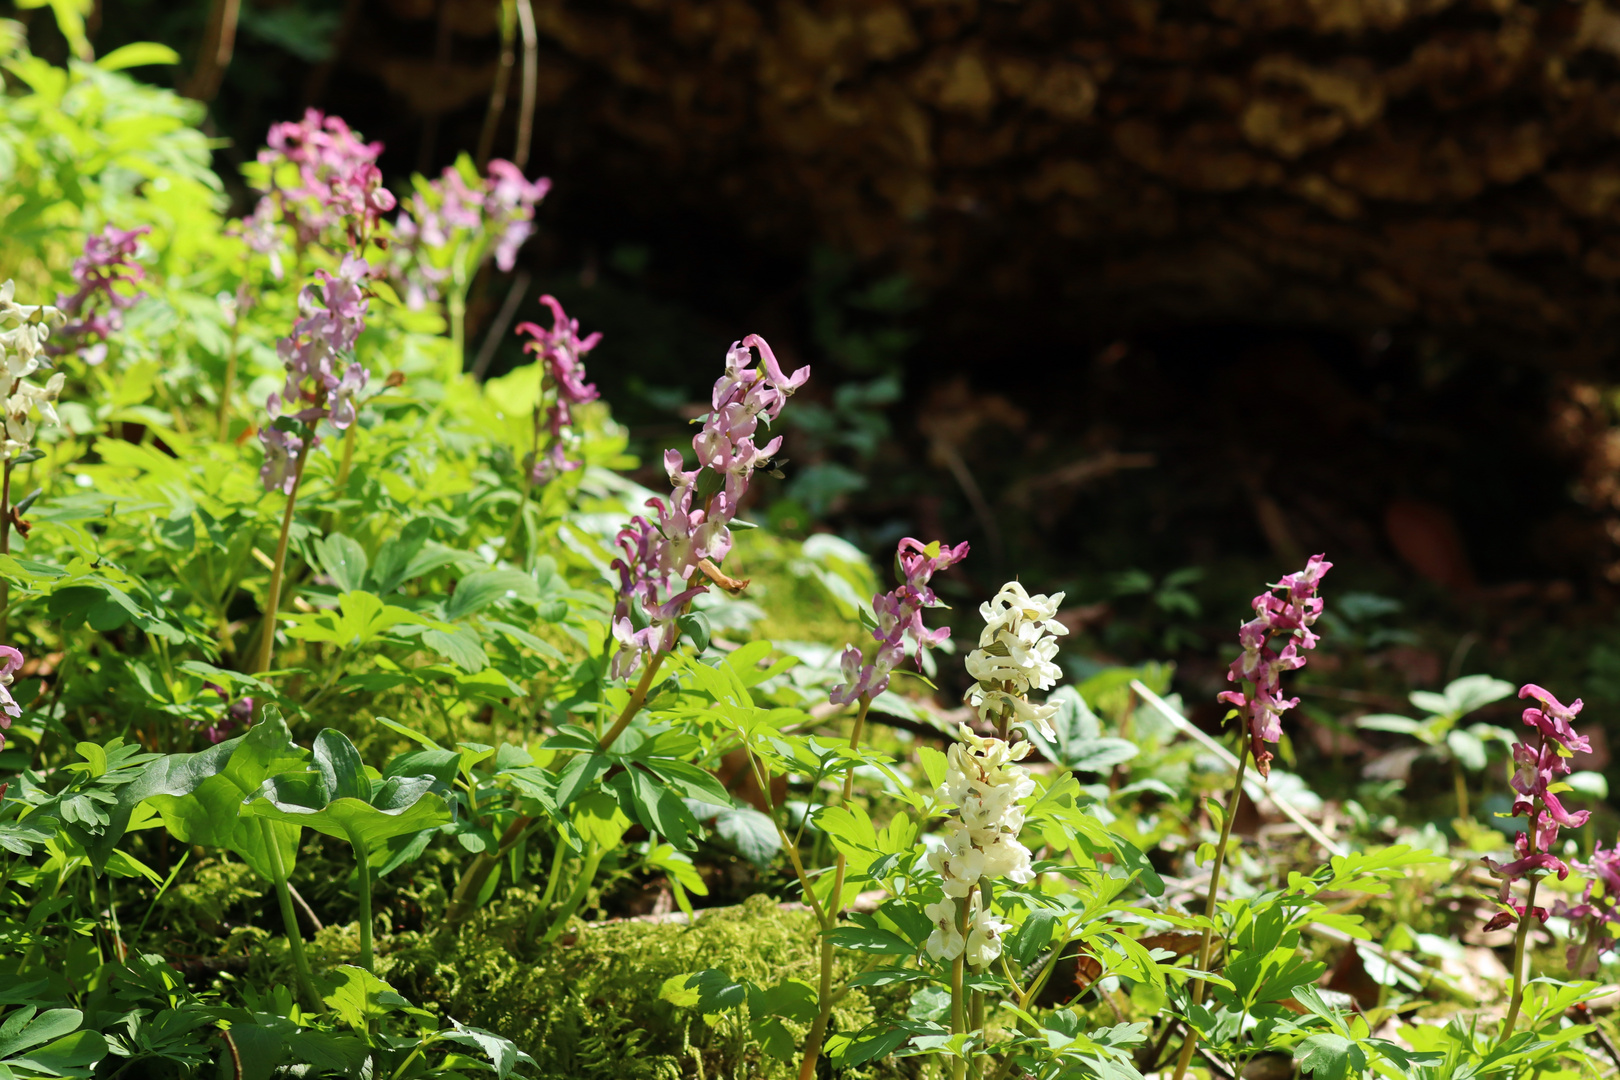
[0,281,66,462]
[1486,683,1592,1040]
[608,336,808,685]
[1217,553,1331,778]
[925,580,1066,1080]
[255,255,373,674]
[798,536,967,1080]
[246,110,397,260]
[51,225,149,366]
[1173,555,1330,1080]
[830,537,969,705]
[392,157,550,309]
[516,294,599,485]
[1556,841,1620,978]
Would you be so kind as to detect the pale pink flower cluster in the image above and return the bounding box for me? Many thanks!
[516,295,600,484]
[1217,554,1331,778]
[0,645,23,755]
[259,254,371,493]
[1483,684,1592,932]
[250,110,397,252]
[52,225,149,365]
[608,336,808,678]
[1554,842,1620,975]
[392,160,551,308]
[831,538,969,706]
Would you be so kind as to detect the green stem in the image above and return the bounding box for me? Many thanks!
[344,828,375,972]
[969,991,985,1080]
[449,273,468,365]
[1500,875,1539,1041]
[797,694,871,1080]
[255,441,311,677]
[951,892,969,1080]
[1171,732,1251,1080]
[260,819,321,1010]
[0,455,14,641]
[541,843,602,943]
[444,654,667,927]
[1453,758,1470,820]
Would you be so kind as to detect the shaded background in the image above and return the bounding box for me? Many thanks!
[16,0,1620,733]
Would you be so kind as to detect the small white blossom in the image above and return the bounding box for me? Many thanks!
[964,580,1068,738]
[0,280,65,383]
[965,895,1010,968]
[924,897,964,961]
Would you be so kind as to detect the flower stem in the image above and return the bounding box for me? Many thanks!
[0,456,14,640]
[596,651,666,751]
[444,649,667,927]
[1499,872,1542,1043]
[951,892,970,1080]
[1171,732,1251,1080]
[797,694,871,1080]
[255,442,311,676]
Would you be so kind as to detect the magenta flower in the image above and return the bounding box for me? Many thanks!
[251,110,397,254]
[1216,554,1331,777]
[831,538,970,705]
[607,335,808,678]
[516,294,600,485]
[1484,681,1595,935]
[52,225,150,365]
[1519,684,1592,755]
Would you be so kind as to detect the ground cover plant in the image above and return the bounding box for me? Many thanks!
[8,19,1620,1080]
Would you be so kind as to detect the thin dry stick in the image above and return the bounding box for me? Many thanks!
[1131,681,1346,857]
[477,0,517,169]
[513,0,538,170]
[472,269,531,381]
[184,0,242,102]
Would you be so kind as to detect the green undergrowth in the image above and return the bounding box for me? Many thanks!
[296,892,902,1080]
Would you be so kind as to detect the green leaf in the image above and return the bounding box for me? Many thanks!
[320,966,399,1031]
[9,1027,109,1073]
[446,570,538,621]
[146,711,307,881]
[1445,728,1487,771]
[677,611,711,654]
[827,927,915,955]
[1296,1033,1365,1080]
[315,533,369,594]
[439,1020,533,1080]
[369,519,432,594]
[715,806,780,867]
[1355,714,1422,734]
[421,627,488,673]
[313,729,369,803]
[0,1008,84,1058]
[80,734,241,871]
[1433,674,1516,717]
[94,41,180,69]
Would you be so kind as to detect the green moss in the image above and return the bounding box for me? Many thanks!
[342,892,913,1080]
